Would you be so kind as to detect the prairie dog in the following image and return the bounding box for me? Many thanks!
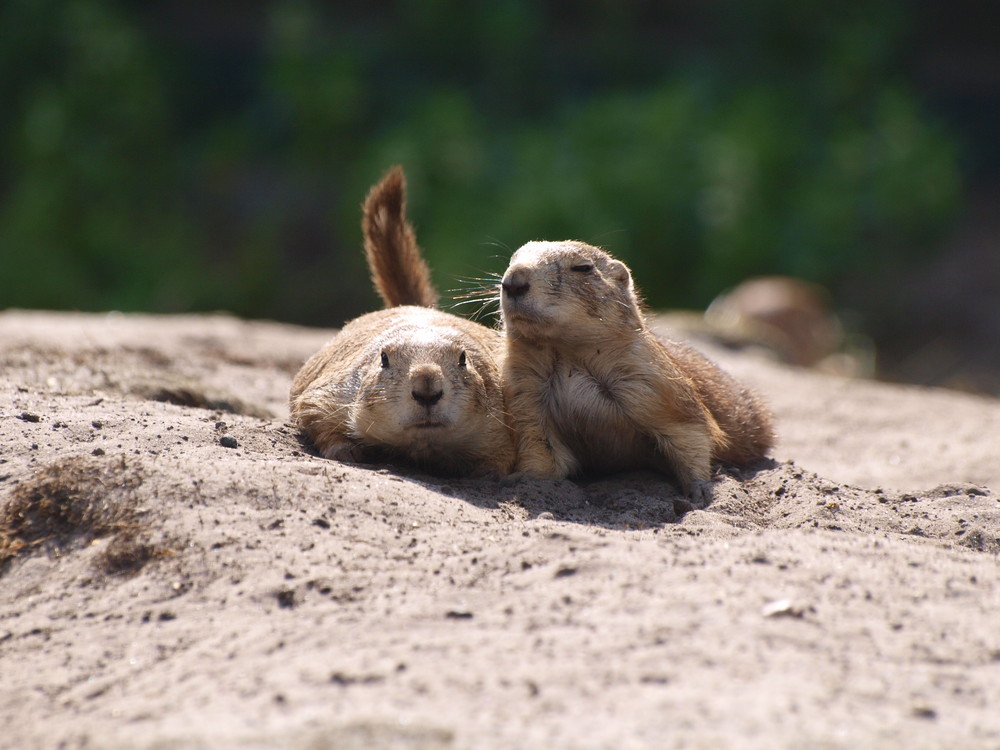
[706,276,842,368]
[289,167,514,476]
[500,240,774,498]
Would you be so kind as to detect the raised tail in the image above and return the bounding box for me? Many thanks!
[362,166,438,309]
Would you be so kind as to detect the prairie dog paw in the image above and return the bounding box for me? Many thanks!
[513,456,565,479]
[321,440,369,463]
[687,479,714,506]
[499,471,528,488]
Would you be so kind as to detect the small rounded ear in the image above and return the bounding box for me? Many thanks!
[608,259,632,287]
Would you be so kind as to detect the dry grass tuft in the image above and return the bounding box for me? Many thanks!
[0,455,152,573]
[94,533,175,575]
[131,381,271,419]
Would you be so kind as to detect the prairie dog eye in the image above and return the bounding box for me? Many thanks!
[570,263,594,273]
[380,351,390,368]
[458,350,467,368]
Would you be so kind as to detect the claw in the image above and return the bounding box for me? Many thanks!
[687,478,714,506]
[499,471,530,488]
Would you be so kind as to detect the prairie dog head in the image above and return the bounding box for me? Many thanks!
[351,322,494,468]
[500,241,642,345]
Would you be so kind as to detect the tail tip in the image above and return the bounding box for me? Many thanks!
[366,165,406,216]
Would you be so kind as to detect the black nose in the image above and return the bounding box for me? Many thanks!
[502,271,530,299]
[411,383,443,407]
[412,389,443,407]
[410,367,444,407]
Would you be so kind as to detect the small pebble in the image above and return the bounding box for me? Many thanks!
[761,598,809,619]
[219,436,238,449]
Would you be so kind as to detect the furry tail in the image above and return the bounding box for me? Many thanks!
[362,166,438,309]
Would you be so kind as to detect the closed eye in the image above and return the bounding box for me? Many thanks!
[570,264,594,273]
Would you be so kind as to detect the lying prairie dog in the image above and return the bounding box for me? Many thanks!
[289,167,514,476]
[499,240,774,498]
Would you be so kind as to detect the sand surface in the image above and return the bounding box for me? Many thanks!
[1,310,998,749]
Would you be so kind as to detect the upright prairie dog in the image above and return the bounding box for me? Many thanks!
[500,240,774,498]
[289,167,514,476]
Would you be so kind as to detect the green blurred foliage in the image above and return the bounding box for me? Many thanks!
[0,0,961,324]
[1,0,197,310]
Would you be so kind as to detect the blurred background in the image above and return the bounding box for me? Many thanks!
[1,0,997,393]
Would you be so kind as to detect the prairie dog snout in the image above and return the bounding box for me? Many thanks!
[500,267,530,299]
[410,363,445,407]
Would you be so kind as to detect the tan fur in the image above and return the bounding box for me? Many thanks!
[289,168,514,476]
[362,166,438,309]
[500,240,774,498]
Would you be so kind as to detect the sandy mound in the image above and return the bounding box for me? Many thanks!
[1,310,998,749]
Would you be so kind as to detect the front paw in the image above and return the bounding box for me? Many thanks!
[686,478,714,506]
[499,470,528,488]
[513,459,570,480]
[515,442,578,479]
[321,440,370,463]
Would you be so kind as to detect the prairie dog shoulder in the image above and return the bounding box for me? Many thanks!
[499,240,773,496]
[289,168,514,476]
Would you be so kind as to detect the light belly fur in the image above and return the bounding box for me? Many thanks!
[545,367,656,474]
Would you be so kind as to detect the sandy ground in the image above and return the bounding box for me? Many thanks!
[1,309,998,750]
